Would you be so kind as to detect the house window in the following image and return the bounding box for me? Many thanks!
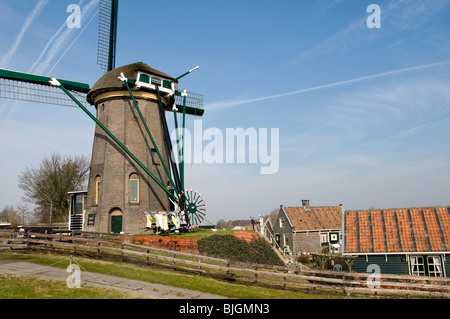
[329,232,339,243]
[410,256,425,276]
[279,218,285,228]
[320,233,328,244]
[129,174,139,203]
[427,256,443,277]
[410,255,443,277]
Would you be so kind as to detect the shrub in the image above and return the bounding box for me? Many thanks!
[197,234,284,266]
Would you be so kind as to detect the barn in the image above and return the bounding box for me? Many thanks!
[342,206,450,277]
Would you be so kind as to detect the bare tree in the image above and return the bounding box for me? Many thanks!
[0,205,37,226]
[18,152,90,223]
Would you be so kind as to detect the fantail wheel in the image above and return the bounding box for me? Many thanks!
[178,190,207,227]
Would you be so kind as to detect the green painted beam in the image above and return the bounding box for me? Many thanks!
[0,68,90,93]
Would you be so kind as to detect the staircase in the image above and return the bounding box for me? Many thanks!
[69,214,84,231]
[261,232,293,265]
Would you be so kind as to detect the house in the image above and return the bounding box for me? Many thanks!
[342,206,450,277]
[269,200,343,257]
[68,191,88,231]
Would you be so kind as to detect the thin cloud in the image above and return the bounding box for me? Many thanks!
[3,0,99,118]
[290,0,450,65]
[32,0,99,75]
[0,0,49,67]
[208,60,450,110]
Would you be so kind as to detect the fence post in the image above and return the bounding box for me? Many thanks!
[173,253,177,271]
[254,267,258,284]
[198,258,202,275]
[342,272,346,296]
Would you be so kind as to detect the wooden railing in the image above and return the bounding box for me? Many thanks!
[1,232,449,299]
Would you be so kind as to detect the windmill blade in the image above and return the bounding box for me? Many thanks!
[173,91,204,116]
[97,0,119,72]
[0,68,90,108]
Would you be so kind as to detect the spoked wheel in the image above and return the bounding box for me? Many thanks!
[178,190,207,226]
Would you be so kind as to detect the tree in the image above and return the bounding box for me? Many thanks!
[0,205,37,226]
[18,152,90,223]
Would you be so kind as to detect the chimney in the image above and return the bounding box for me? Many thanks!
[302,200,310,210]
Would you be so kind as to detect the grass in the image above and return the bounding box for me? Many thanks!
[0,251,342,299]
[0,273,142,299]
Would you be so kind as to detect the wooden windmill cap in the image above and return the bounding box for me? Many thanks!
[87,62,176,105]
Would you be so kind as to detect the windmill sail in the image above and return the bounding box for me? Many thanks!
[173,91,204,116]
[97,0,119,72]
[0,68,90,108]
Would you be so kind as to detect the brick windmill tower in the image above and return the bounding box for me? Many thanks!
[84,62,175,233]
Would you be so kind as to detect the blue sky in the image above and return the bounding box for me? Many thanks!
[1,0,449,224]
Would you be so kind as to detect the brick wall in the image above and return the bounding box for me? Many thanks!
[134,236,199,254]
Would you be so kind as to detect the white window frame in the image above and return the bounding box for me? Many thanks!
[129,178,139,203]
[135,71,174,95]
[427,256,443,277]
[410,256,425,276]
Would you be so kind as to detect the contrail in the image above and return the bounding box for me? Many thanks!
[46,1,99,75]
[208,60,450,110]
[3,0,98,118]
[0,0,49,67]
[31,0,99,75]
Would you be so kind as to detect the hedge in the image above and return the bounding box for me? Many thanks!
[197,234,284,266]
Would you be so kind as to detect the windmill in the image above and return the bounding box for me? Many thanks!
[0,0,207,233]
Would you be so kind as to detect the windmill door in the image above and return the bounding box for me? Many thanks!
[110,210,123,233]
[111,216,122,233]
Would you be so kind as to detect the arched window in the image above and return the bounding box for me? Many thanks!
[129,173,139,203]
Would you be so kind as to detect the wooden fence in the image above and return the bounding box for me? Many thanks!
[1,231,449,299]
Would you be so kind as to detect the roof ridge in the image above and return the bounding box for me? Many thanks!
[345,205,450,213]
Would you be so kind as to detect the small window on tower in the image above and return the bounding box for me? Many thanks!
[151,148,160,165]
[138,73,150,84]
[129,174,139,203]
[95,175,101,206]
[151,76,162,87]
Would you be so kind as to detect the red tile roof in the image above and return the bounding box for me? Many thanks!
[344,206,450,254]
[283,206,342,231]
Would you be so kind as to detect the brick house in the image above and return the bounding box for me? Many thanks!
[342,206,450,277]
[269,200,343,257]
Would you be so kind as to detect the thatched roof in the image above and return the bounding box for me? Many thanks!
[87,62,174,105]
